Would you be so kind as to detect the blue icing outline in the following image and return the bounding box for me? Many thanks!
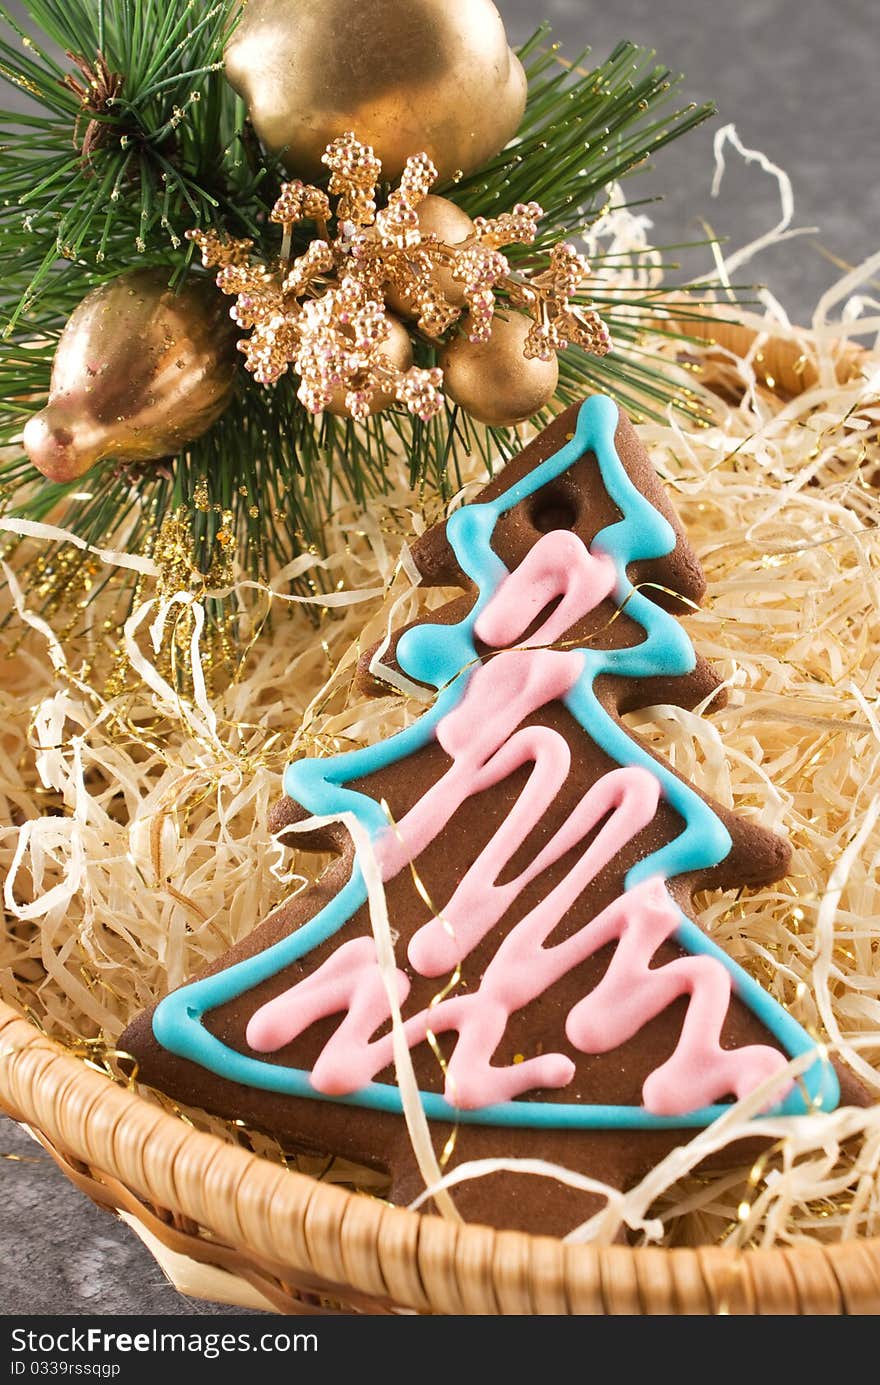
[153,394,839,1126]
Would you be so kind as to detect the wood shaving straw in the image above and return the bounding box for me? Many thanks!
[2,162,880,1245]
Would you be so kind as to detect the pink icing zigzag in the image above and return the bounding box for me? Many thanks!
[246,874,786,1115]
[246,530,789,1115]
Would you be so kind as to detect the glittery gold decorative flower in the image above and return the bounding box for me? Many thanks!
[188,133,610,424]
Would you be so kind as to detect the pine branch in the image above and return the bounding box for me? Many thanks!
[0,5,728,628]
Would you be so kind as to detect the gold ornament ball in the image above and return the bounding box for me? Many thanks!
[440,313,559,427]
[325,313,413,417]
[385,194,476,317]
[224,0,527,183]
[24,269,237,484]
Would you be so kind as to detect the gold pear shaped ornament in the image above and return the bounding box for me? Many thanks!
[224,0,527,183]
[24,269,238,484]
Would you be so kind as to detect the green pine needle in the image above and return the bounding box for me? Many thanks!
[0,4,728,621]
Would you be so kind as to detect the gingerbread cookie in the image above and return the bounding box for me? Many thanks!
[122,394,861,1236]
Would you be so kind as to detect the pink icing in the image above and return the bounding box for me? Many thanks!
[247,765,661,1102]
[473,529,617,651]
[246,871,787,1115]
[563,879,790,1114]
[246,529,789,1115]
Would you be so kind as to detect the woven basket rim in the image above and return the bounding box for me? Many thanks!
[3,997,880,1314]
[3,318,878,1312]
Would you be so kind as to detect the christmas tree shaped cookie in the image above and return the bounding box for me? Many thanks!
[122,395,859,1235]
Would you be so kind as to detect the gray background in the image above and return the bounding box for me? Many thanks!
[507,0,880,323]
[2,0,877,1318]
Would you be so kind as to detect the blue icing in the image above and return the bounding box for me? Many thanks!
[153,394,839,1126]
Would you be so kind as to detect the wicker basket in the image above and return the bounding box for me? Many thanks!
[2,318,878,1316]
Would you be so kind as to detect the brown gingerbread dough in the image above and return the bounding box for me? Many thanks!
[122,399,866,1237]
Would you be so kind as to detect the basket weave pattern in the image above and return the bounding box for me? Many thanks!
[2,318,878,1314]
[3,1003,879,1313]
